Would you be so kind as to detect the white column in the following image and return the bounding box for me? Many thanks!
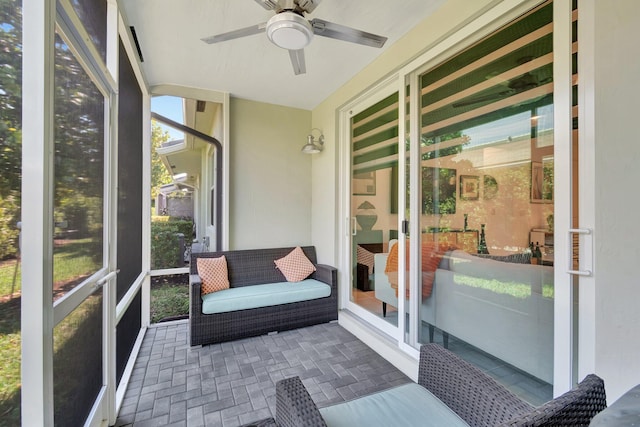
[21,0,56,425]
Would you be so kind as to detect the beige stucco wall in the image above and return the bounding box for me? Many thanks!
[229,98,313,249]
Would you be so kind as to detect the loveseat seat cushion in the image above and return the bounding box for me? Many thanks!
[201,279,331,314]
[317,383,469,427]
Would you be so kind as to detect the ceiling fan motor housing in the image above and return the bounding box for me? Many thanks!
[266,11,313,50]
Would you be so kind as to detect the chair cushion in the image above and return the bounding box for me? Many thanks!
[201,279,331,314]
[318,383,469,427]
[356,245,375,275]
[274,246,316,282]
[197,256,230,295]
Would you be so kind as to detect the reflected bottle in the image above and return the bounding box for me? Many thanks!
[478,224,489,254]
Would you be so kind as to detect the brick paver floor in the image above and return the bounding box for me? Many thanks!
[115,321,410,427]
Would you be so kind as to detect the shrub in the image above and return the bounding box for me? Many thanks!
[0,194,20,260]
[150,218,193,269]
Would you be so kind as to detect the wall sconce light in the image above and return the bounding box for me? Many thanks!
[301,128,324,154]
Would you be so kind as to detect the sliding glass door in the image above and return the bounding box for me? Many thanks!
[342,0,581,401]
[346,81,402,333]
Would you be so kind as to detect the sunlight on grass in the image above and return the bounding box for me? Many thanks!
[0,260,21,296]
[0,238,101,426]
[151,281,189,323]
[0,299,20,424]
[454,273,555,299]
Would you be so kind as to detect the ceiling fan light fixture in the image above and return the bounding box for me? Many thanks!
[267,11,313,50]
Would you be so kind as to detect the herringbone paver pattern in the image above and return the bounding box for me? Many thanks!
[115,321,410,427]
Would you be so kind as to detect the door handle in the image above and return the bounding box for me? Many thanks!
[95,269,120,290]
[567,228,592,277]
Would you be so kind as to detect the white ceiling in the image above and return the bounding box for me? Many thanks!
[119,0,444,110]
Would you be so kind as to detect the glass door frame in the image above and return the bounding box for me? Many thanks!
[339,0,579,397]
[22,0,120,425]
[339,74,404,341]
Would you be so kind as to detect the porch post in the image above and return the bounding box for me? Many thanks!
[21,0,56,425]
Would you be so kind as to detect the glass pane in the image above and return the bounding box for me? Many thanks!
[0,0,23,424]
[53,292,103,426]
[350,92,400,326]
[70,0,107,62]
[53,33,104,300]
[415,2,554,405]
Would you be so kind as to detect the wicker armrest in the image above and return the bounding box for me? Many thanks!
[189,274,203,319]
[418,344,533,426]
[275,376,327,427]
[498,374,606,426]
[314,264,337,290]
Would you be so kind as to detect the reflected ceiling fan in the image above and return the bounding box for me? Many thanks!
[452,58,552,108]
[201,0,388,75]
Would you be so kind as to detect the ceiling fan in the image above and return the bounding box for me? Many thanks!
[201,0,388,75]
[452,58,552,108]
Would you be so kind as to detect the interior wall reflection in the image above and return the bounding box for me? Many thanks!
[350,92,400,326]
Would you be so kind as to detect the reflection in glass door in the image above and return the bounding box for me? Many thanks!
[349,91,400,327]
[407,1,556,404]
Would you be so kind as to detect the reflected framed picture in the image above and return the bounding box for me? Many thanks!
[353,171,376,195]
[531,159,553,203]
[484,175,498,200]
[460,175,480,201]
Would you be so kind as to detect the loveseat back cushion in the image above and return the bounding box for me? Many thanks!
[201,279,331,314]
[191,246,318,287]
[274,246,317,282]
[318,383,469,427]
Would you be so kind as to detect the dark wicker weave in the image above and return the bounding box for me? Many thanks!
[418,343,534,426]
[276,377,327,427]
[275,343,606,427]
[497,374,606,427]
[189,246,338,346]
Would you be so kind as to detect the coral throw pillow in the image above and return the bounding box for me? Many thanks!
[274,247,316,282]
[197,256,230,295]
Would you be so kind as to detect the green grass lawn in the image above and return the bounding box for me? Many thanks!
[0,238,102,426]
[0,297,20,425]
[150,276,189,323]
[0,259,21,297]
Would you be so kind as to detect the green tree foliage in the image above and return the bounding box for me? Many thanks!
[0,0,22,259]
[151,121,172,201]
[52,34,105,246]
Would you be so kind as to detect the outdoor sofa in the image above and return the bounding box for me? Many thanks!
[275,343,606,427]
[189,246,338,346]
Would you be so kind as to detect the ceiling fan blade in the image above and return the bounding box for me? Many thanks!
[295,0,321,13]
[289,49,306,75]
[201,22,267,44]
[310,18,387,48]
[452,90,513,108]
[254,0,280,10]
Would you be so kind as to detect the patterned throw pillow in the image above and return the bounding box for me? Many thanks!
[356,245,375,276]
[274,247,316,282]
[197,256,230,295]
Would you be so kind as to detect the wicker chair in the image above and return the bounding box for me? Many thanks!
[275,343,606,427]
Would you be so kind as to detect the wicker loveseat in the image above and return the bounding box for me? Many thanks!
[275,343,606,427]
[189,246,338,346]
